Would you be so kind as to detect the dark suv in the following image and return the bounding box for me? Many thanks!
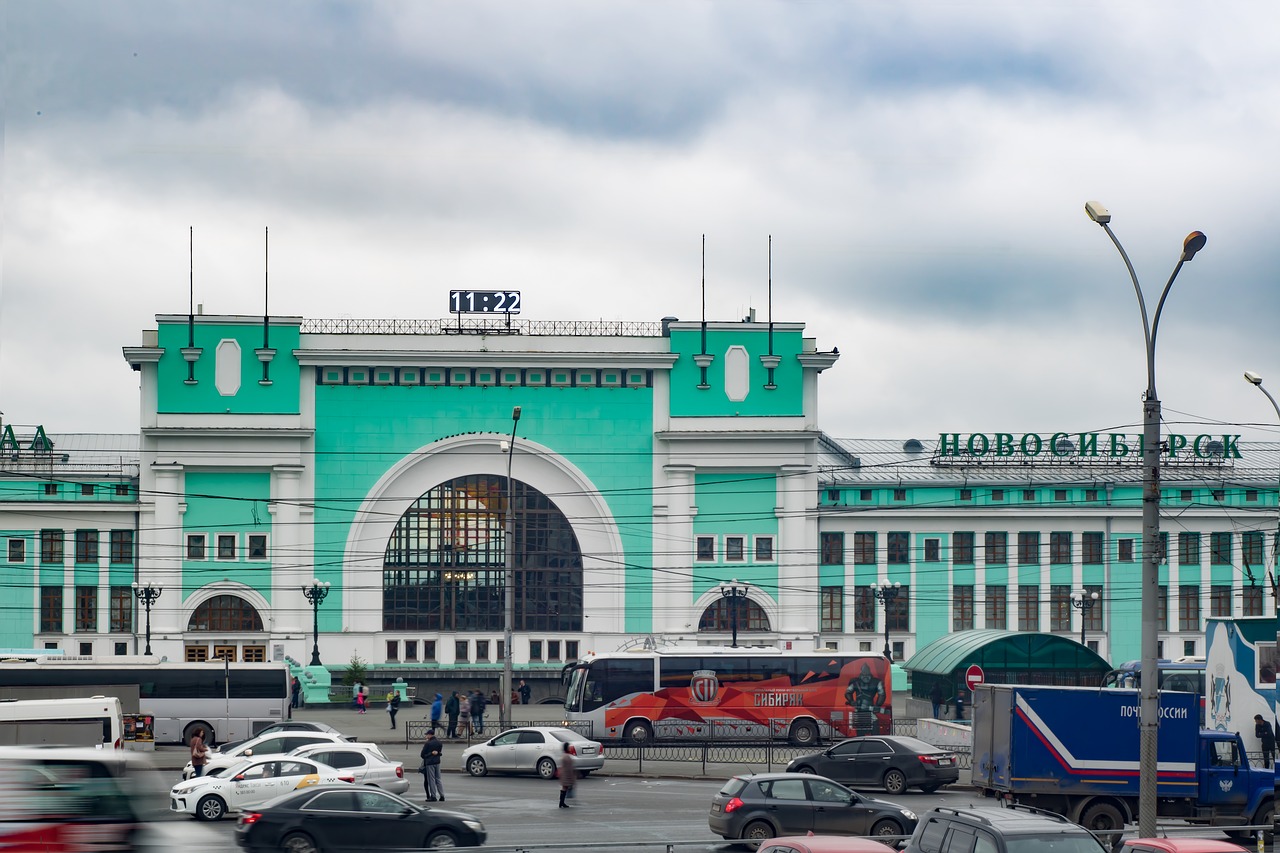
[904,805,1109,853]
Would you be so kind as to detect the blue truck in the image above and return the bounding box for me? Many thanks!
[971,684,1273,839]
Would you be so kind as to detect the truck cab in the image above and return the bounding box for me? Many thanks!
[1197,730,1272,829]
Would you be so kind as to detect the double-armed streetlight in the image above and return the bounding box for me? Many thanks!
[1086,201,1206,839]
[1243,371,1280,604]
[870,579,902,660]
[131,581,163,655]
[719,579,749,647]
[1070,589,1100,646]
[302,579,331,666]
[502,406,522,729]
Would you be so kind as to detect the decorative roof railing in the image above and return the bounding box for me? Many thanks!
[300,318,664,337]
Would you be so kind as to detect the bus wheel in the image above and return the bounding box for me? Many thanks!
[788,720,819,746]
[625,720,654,745]
[184,721,213,746]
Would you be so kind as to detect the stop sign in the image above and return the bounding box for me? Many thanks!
[965,664,985,691]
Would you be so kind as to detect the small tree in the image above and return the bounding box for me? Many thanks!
[342,652,368,687]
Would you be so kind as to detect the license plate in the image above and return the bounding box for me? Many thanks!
[938,758,953,766]
[712,803,722,813]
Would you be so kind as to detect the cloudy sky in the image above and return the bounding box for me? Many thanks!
[4,1,1278,446]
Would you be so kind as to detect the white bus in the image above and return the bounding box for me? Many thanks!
[0,656,290,745]
[0,696,125,749]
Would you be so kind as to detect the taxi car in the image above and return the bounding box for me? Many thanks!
[171,755,352,821]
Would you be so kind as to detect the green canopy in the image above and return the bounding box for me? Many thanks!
[903,630,1112,698]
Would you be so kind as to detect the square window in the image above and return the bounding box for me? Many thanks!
[114,642,127,655]
[959,489,972,501]
[79,642,93,655]
[217,534,237,559]
[386,641,399,661]
[754,536,774,561]
[1181,490,1193,502]
[826,489,840,502]
[1054,490,1067,502]
[8,539,25,562]
[248,534,268,560]
[187,534,206,560]
[82,484,95,497]
[242,646,265,663]
[115,484,131,497]
[44,483,59,496]
[455,640,469,662]
[1024,490,1036,501]
[529,640,543,661]
[725,536,745,561]
[859,489,872,501]
[185,645,208,662]
[991,489,1004,501]
[893,488,906,501]
[1085,489,1099,502]
[1245,490,1258,502]
[696,536,715,562]
[1211,489,1225,501]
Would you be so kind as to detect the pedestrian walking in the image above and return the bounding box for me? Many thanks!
[929,682,945,719]
[290,676,301,709]
[470,690,486,734]
[419,730,444,802]
[1256,714,1276,768]
[356,689,367,714]
[388,690,401,730]
[445,691,460,738]
[352,680,362,710]
[557,742,577,808]
[458,695,471,737]
[189,727,209,777]
[430,693,443,733]
[518,679,532,705]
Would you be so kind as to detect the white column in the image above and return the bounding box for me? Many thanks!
[150,464,184,635]
[271,466,306,634]
[777,464,813,635]
[656,465,696,634]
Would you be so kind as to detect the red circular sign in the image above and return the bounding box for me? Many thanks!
[965,664,985,691]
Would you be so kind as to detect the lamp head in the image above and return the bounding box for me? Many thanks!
[1181,231,1207,261]
[1084,201,1111,224]
[512,406,522,422]
[1244,370,1264,386]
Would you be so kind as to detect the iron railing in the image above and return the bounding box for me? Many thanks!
[301,318,664,337]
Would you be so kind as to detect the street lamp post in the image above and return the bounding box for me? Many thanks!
[1086,201,1206,839]
[1243,372,1280,606]
[719,579,748,647]
[302,579,331,667]
[131,581,162,656]
[871,579,902,660]
[1070,589,1100,647]
[502,406,521,730]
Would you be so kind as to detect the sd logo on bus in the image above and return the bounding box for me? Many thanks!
[689,669,719,704]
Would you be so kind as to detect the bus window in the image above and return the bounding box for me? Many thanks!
[583,659,653,711]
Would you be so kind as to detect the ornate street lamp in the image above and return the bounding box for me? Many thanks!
[302,579,331,667]
[131,581,162,656]
[1243,372,1280,608]
[871,579,902,660]
[719,579,748,647]
[1070,589,1100,647]
[1086,200,1205,838]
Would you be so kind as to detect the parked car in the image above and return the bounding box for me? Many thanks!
[183,731,348,779]
[461,726,604,779]
[1122,841,1250,853]
[171,755,352,821]
[233,783,486,851]
[760,835,901,853]
[218,720,350,753]
[709,772,918,848]
[289,741,408,794]
[787,736,960,794]
[904,805,1108,853]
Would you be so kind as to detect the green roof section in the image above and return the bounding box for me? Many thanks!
[905,629,1113,676]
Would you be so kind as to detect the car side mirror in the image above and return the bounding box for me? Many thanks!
[233,774,245,782]
[244,749,253,757]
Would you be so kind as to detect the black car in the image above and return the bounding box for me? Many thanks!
[904,805,1108,853]
[787,736,960,794]
[709,772,919,847]
[234,784,485,851]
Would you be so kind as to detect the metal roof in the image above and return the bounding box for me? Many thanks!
[904,629,1113,675]
[0,432,140,478]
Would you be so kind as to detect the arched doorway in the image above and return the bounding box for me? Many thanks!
[185,594,265,662]
[698,598,772,633]
[382,474,584,632]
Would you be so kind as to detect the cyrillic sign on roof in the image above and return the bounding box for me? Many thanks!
[933,432,1241,465]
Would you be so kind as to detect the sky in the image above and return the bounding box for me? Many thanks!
[3,1,1279,447]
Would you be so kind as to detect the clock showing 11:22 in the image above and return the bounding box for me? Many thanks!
[449,290,522,314]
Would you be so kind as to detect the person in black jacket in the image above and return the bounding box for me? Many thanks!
[1255,714,1276,768]
[419,731,444,801]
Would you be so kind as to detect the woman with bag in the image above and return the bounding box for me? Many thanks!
[557,742,577,808]
[458,697,470,737]
[189,727,210,777]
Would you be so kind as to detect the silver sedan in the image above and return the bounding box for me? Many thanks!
[461,727,605,779]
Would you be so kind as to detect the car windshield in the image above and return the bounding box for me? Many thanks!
[718,778,748,796]
[219,760,255,778]
[1006,835,1108,853]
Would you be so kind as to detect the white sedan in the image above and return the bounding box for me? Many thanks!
[462,726,605,779]
[170,755,351,821]
[182,731,347,779]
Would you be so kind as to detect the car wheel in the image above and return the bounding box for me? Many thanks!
[537,757,558,779]
[625,720,654,744]
[920,784,941,794]
[871,819,904,838]
[195,794,226,822]
[466,755,488,777]
[741,820,775,849]
[578,769,591,778]
[281,832,320,853]
[426,829,459,848]
[882,768,907,795]
[792,764,816,775]
[788,719,819,747]
[1079,801,1124,835]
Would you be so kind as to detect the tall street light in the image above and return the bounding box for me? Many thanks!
[302,579,331,666]
[1086,201,1206,838]
[1070,589,1100,647]
[1243,371,1280,605]
[719,579,748,647]
[502,406,521,730]
[871,579,901,660]
[131,581,162,656]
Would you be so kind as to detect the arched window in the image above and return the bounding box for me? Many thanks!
[188,595,263,632]
[383,474,583,632]
[698,598,772,633]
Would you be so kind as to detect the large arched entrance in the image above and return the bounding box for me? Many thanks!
[697,598,772,633]
[382,474,584,632]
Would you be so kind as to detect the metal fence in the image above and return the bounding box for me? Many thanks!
[301,317,663,337]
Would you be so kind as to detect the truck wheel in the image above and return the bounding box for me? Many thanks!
[882,769,907,795]
[1079,802,1124,834]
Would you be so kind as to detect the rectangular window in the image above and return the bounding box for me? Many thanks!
[1245,490,1258,502]
[1082,584,1104,633]
[528,640,542,661]
[217,534,236,559]
[1082,532,1104,565]
[187,534,206,560]
[1023,490,1037,502]
[247,534,268,560]
[986,585,1007,629]
[1085,489,1099,502]
[40,586,63,633]
[495,640,503,663]
[1049,585,1071,631]
[109,587,132,633]
[1050,532,1072,564]
[1158,532,1168,564]
[1178,533,1201,566]
[115,484,131,497]
[1118,538,1135,563]
[923,538,940,562]
[79,642,93,655]
[859,489,872,501]
[476,639,490,661]
[1212,489,1225,502]
[7,539,24,563]
[44,483,58,496]
[242,646,265,663]
[853,533,876,565]
[565,640,579,661]
[1179,585,1201,631]
[985,532,1007,565]
[1242,532,1265,568]
[547,640,561,661]
[953,585,974,631]
[1210,584,1232,617]
[386,640,399,661]
[40,530,64,563]
[81,484,95,497]
[1211,532,1232,565]
[959,489,973,501]
[1243,585,1263,616]
[754,536,774,562]
[1018,531,1041,565]
[886,586,910,631]
[109,530,134,564]
[1018,586,1040,631]
[953,532,974,565]
[1157,586,1168,629]
[695,536,715,562]
[991,489,1004,501]
[455,640,470,662]
[887,532,909,564]
[820,532,845,565]
[213,645,236,663]
[1054,490,1068,502]
[820,586,844,632]
[185,645,208,662]
[423,640,436,661]
[853,587,875,631]
[893,488,906,501]
[725,536,745,562]
[74,530,98,564]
